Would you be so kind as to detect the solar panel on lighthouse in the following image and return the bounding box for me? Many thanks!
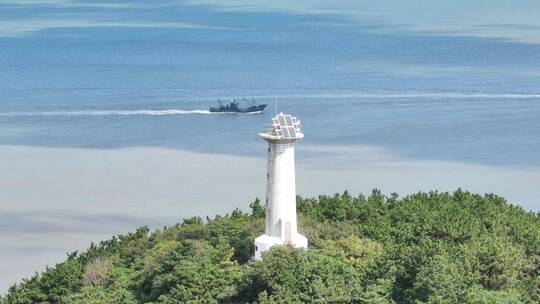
[276,114,298,139]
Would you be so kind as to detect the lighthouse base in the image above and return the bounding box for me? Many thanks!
[254,233,308,260]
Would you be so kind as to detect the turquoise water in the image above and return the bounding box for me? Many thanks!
[1,0,540,166]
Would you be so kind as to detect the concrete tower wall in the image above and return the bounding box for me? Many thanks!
[265,141,298,239]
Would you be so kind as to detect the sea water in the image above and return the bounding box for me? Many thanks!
[1,1,539,168]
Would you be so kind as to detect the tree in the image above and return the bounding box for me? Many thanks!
[60,287,136,304]
[3,190,539,304]
[246,245,391,303]
[137,240,245,303]
[82,257,114,287]
[250,198,265,218]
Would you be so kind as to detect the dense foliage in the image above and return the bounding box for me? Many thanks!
[2,189,539,303]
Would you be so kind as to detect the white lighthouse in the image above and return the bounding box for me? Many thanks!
[254,112,308,260]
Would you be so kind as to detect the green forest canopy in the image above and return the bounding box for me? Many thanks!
[1,189,539,303]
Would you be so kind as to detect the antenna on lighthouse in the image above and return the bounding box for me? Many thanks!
[254,112,308,260]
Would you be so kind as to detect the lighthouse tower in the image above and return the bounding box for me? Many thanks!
[254,112,308,260]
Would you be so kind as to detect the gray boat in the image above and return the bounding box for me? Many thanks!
[210,98,267,113]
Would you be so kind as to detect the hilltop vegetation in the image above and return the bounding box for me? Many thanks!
[1,189,539,303]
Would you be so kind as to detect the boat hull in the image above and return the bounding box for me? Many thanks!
[210,104,267,113]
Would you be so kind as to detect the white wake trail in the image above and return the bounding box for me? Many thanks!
[254,93,540,99]
[0,109,216,117]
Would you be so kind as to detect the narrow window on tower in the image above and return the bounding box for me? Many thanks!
[268,147,271,152]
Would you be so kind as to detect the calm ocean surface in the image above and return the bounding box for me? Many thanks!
[1,0,540,166]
